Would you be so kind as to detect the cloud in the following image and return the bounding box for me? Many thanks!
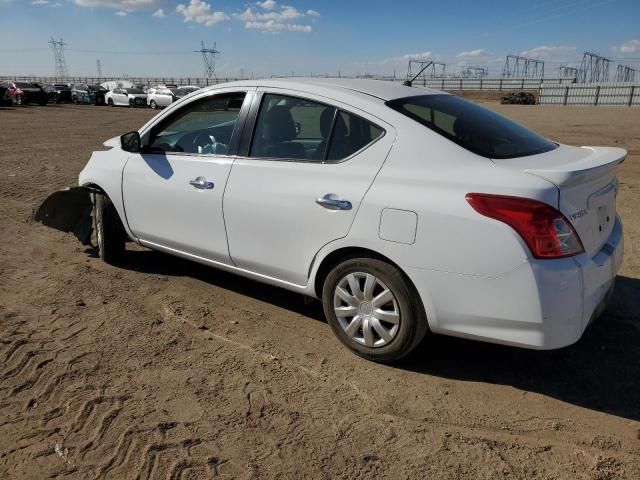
[73,1,161,12]
[115,10,126,15]
[152,7,164,17]
[456,49,487,58]
[256,0,276,9]
[176,0,229,26]
[613,39,640,54]
[520,45,576,59]
[235,3,317,32]
[31,0,49,5]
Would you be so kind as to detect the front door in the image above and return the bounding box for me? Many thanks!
[122,89,252,264]
[223,90,394,285]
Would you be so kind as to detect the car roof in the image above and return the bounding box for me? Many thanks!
[199,78,443,102]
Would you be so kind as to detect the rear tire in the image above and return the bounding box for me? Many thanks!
[108,98,114,107]
[129,99,135,108]
[322,257,428,363]
[150,100,157,109]
[93,193,126,264]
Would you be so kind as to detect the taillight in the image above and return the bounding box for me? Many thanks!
[466,193,584,259]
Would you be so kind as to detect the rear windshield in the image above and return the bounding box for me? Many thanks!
[386,94,557,159]
[126,88,144,94]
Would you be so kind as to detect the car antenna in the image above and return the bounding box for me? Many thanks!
[403,61,433,87]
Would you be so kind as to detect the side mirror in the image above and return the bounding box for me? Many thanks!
[120,131,141,153]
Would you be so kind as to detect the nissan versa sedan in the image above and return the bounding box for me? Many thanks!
[77,78,624,362]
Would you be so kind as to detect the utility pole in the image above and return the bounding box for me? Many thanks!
[48,37,69,79]
[195,41,220,81]
[96,59,102,78]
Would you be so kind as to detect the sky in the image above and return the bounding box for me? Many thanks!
[0,0,639,78]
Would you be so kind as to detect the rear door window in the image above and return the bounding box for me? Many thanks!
[386,94,557,159]
[250,93,384,162]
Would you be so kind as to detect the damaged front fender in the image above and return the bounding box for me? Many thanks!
[33,187,95,245]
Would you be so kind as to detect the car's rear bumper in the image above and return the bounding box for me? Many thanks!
[405,216,623,349]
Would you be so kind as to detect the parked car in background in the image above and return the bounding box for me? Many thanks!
[501,91,536,105]
[172,85,200,101]
[146,87,175,109]
[13,82,48,105]
[105,87,147,107]
[0,83,9,106]
[0,82,23,105]
[40,84,62,104]
[71,84,107,105]
[76,78,624,362]
[48,83,73,103]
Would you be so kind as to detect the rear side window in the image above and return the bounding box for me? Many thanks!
[327,111,384,161]
[386,94,557,159]
[250,93,384,162]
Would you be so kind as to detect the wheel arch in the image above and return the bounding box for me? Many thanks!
[312,246,421,305]
[80,180,135,241]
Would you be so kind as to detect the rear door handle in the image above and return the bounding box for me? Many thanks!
[316,193,352,211]
[189,176,214,190]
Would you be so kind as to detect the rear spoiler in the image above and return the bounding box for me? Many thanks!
[525,146,626,187]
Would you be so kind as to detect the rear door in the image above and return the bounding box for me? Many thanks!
[223,89,394,285]
[122,88,253,263]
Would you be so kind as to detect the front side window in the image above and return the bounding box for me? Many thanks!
[147,92,246,155]
[386,94,557,159]
[250,93,384,162]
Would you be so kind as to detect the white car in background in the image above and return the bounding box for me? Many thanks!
[77,78,624,362]
[146,87,175,109]
[105,87,147,108]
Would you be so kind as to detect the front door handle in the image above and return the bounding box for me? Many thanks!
[316,193,352,211]
[189,176,214,190]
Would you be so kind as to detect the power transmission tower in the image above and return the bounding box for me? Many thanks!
[97,59,102,78]
[407,60,446,81]
[48,37,69,79]
[577,52,610,83]
[502,55,544,78]
[559,65,578,78]
[195,41,220,81]
[615,64,636,82]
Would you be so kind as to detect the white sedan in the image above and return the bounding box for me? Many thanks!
[104,87,147,107]
[146,87,175,109]
[78,78,624,362]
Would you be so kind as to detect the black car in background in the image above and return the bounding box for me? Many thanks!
[47,83,73,103]
[171,85,200,101]
[0,84,9,106]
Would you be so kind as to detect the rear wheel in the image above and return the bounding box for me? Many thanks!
[150,100,157,109]
[108,98,114,107]
[129,99,135,108]
[322,258,428,363]
[93,193,126,264]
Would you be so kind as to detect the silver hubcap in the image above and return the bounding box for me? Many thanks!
[333,272,400,348]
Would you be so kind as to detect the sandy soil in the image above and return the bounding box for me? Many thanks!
[1,102,639,480]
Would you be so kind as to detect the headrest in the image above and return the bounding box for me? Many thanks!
[263,106,297,143]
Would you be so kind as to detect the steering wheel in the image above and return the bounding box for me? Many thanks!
[192,132,218,154]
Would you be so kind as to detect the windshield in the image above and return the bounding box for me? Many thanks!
[126,88,144,94]
[386,94,558,159]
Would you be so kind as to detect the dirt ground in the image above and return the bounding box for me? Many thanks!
[1,101,639,480]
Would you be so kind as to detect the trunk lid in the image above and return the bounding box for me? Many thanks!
[497,144,626,257]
